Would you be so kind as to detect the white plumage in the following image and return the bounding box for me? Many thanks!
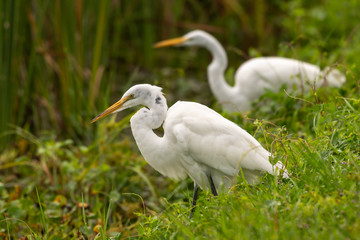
[91,84,288,197]
[154,30,346,113]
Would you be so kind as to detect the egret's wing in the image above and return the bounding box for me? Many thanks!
[234,57,322,99]
[165,101,272,178]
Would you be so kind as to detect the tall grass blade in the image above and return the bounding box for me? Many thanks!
[0,0,16,149]
[81,193,90,239]
[89,0,109,110]
[35,187,47,238]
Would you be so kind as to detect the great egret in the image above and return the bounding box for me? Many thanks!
[154,30,346,113]
[91,84,289,213]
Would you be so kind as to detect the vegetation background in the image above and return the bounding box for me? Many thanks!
[0,0,359,239]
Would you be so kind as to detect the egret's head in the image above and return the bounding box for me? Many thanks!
[322,67,346,88]
[154,30,214,48]
[90,84,163,123]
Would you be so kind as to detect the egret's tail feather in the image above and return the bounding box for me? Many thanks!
[322,67,346,88]
[273,161,289,179]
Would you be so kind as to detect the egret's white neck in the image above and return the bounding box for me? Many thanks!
[203,36,237,109]
[130,94,167,169]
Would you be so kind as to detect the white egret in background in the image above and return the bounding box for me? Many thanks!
[91,84,289,214]
[154,30,346,113]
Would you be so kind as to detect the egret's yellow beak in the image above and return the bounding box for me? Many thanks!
[90,95,133,123]
[153,37,187,48]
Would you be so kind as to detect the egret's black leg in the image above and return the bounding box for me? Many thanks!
[190,183,199,218]
[209,175,218,196]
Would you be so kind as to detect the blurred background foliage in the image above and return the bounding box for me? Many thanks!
[0,0,360,238]
[1,0,359,147]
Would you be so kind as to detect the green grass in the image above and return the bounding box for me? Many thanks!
[1,0,360,239]
[2,92,358,239]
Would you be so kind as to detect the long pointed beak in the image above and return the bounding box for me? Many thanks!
[153,37,187,48]
[90,95,133,123]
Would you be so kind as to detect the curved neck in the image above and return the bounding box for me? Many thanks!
[203,37,236,105]
[130,94,167,134]
[130,94,167,167]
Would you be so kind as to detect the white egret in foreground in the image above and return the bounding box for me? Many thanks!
[154,30,346,113]
[91,84,289,214]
